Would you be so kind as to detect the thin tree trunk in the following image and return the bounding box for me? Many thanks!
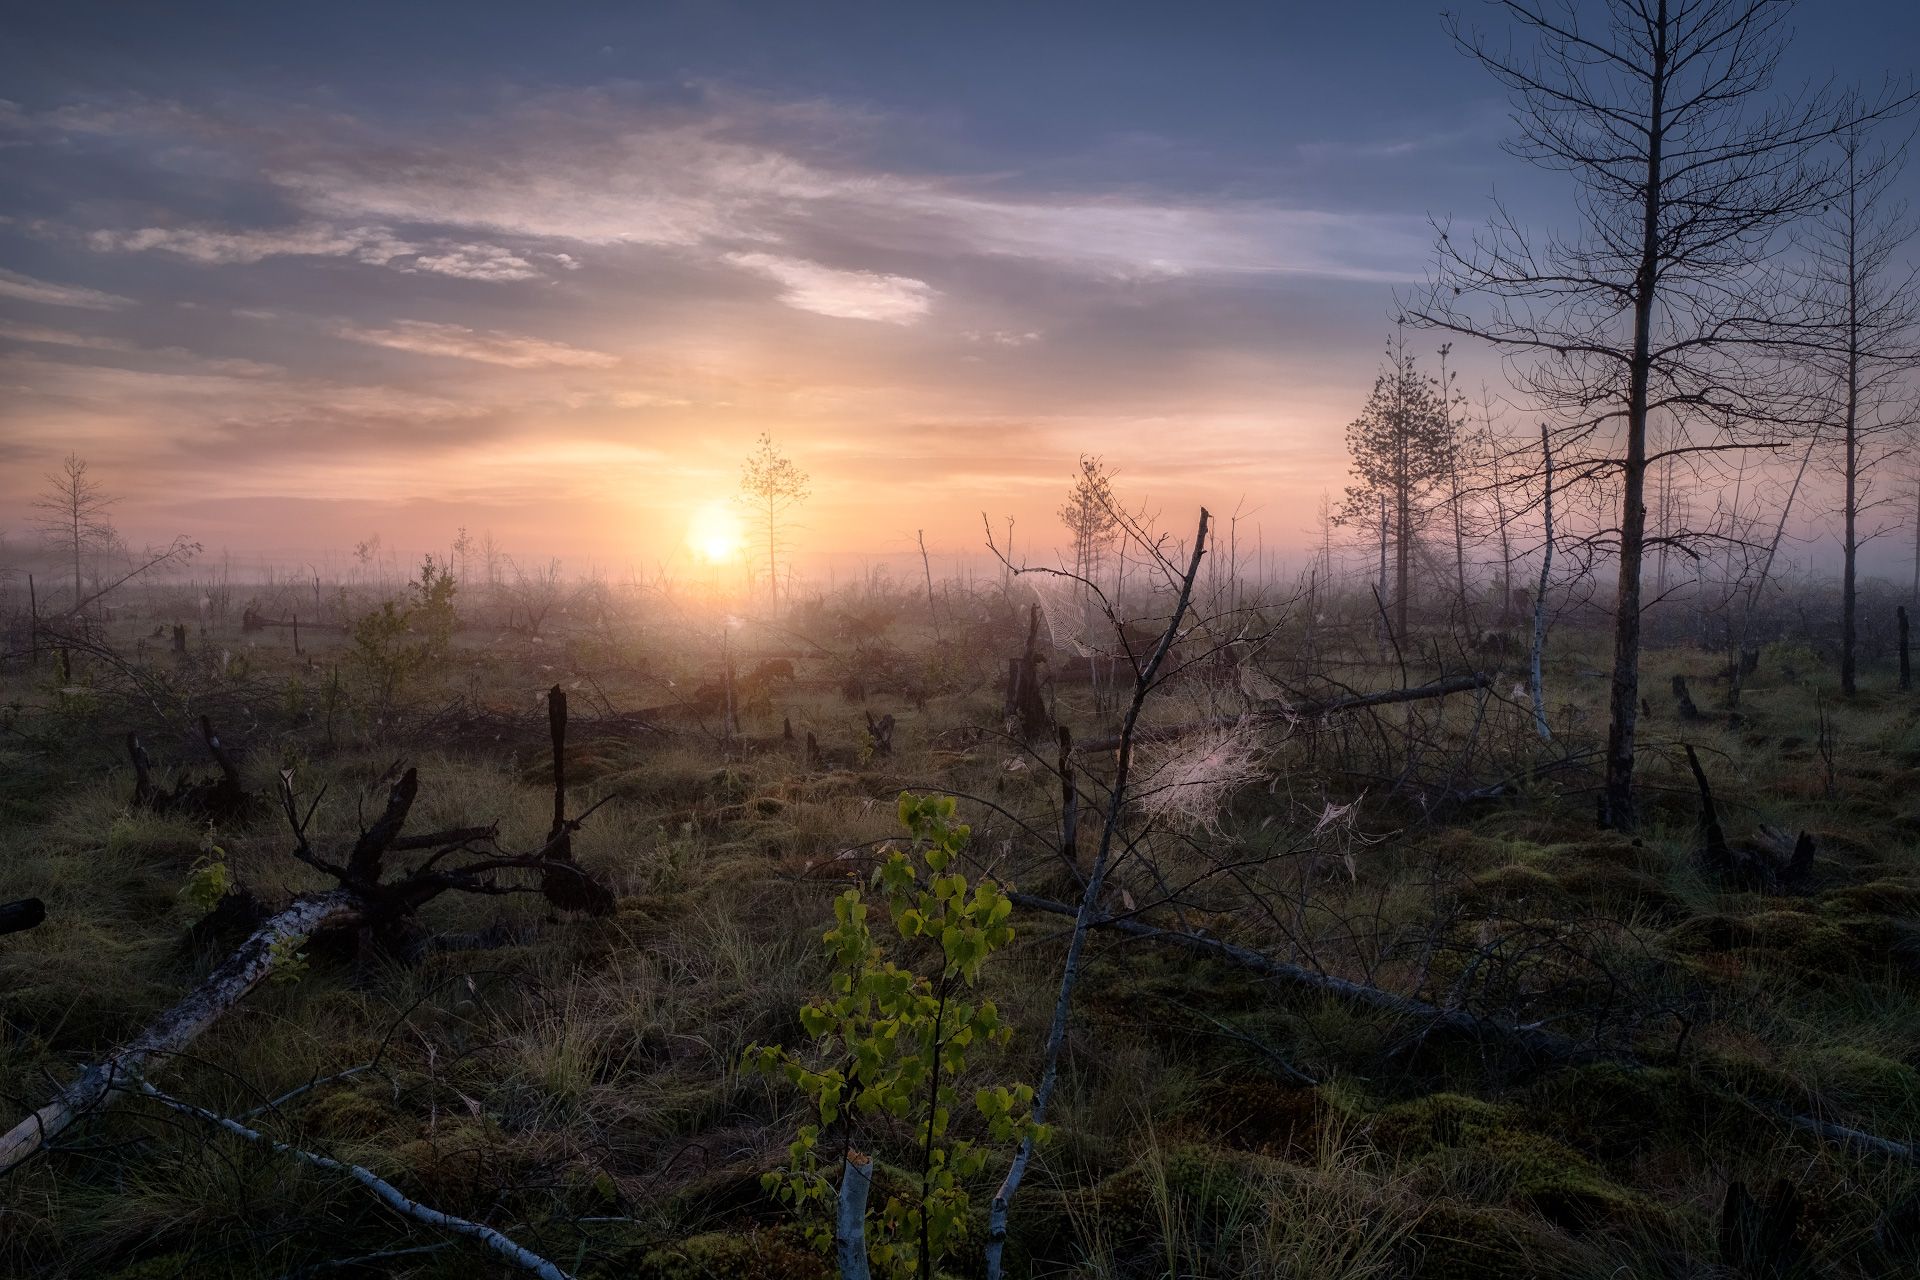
[1532,424,1554,742]
[985,510,1210,1280]
[1602,5,1666,830]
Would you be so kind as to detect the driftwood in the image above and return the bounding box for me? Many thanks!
[0,898,48,937]
[1073,673,1491,756]
[0,888,355,1174]
[0,686,614,1176]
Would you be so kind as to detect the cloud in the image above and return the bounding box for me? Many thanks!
[253,97,1427,284]
[0,267,134,309]
[407,243,541,281]
[335,319,618,367]
[86,222,547,282]
[964,328,1042,346]
[0,321,135,351]
[88,222,410,265]
[724,252,934,323]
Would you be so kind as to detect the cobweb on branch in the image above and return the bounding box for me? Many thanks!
[1020,572,1105,658]
[1132,719,1266,832]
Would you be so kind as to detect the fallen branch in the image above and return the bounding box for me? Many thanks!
[1005,889,1593,1063]
[1007,893,1920,1168]
[133,1081,574,1279]
[1073,673,1491,755]
[0,889,356,1174]
[1,686,614,1177]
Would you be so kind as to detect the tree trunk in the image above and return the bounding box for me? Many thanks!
[1602,9,1666,830]
[1532,424,1554,742]
[1899,605,1910,692]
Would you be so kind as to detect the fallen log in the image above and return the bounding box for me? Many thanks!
[0,889,356,1174]
[1075,673,1491,755]
[0,686,615,1177]
[1007,890,1592,1063]
[0,898,47,936]
[1006,893,1920,1167]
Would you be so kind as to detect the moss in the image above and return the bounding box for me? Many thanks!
[1819,878,1920,917]
[299,1083,401,1140]
[1468,864,1565,904]
[1666,908,1903,979]
[629,1227,828,1280]
[1174,1077,1324,1155]
[1367,1092,1657,1231]
[1519,1063,1711,1163]
[1790,1044,1920,1119]
[1412,1203,1551,1280]
[1085,1141,1294,1238]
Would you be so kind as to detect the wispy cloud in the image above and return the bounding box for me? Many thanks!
[724,252,934,323]
[335,319,618,368]
[0,267,134,309]
[85,222,550,282]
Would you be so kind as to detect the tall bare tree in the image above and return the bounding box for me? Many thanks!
[33,453,117,615]
[1798,123,1920,694]
[739,432,809,608]
[1413,0,1910,826]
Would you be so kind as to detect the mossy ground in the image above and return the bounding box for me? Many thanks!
[4,599,1920,1277]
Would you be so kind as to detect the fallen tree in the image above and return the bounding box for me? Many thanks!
[1074,672,1492,755]
[0,685,614,1177]
[1005,892,1920,1169]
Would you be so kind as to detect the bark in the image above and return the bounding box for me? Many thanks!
[1531,423,1554,741]
[836,1152,874,1280]
[0,889,357,1174]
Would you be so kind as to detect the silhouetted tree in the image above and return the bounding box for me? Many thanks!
[32,453,116,615]
[1339,331,1453,639]
[739,432,809,607]
[1413,0,1912,827]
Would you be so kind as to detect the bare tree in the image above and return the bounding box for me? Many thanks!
[1797,122,1920,693]
[1413,0,1911,826]
[739,432,809,608]
[32,453,117,615]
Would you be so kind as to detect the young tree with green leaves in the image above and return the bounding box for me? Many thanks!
[746,793,1042,1280]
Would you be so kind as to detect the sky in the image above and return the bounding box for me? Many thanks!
[2,1,1915,579]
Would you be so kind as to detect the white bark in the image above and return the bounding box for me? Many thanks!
[0,889,356,1174]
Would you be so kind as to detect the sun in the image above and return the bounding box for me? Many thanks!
[687,500,745,565]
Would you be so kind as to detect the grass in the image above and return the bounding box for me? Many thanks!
[3,589,1920,1277]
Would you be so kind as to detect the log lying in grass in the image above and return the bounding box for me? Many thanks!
[0,898,45,936]
[1008,893,1920,1168]
[132,1081,574,1280]
[0,685,614,1177]
[0,889,355,1174]
[1007,889,1594,1064]
[1073,673,1491,755]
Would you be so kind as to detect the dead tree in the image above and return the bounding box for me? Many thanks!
[1901,605,1912,691]
[0,686,613,1175]
[1002,602,1051,741]
[1530,422,1553,741]
[128,717,249,820]
[985,507,1210,1280]
[1413,0,1912,826]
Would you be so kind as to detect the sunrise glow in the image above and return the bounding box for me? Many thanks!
[686,501,745,565]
